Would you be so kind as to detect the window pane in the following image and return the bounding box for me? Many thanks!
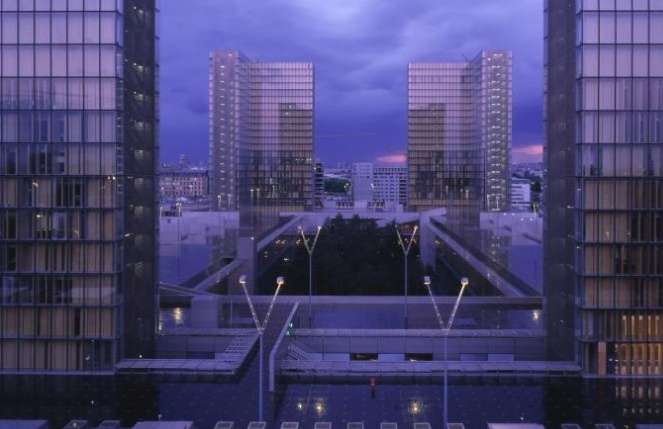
[100,78,116,109]
[18,13,33,43]
[616,46,631,76]
[1,78,19,109]
[51,12,66,43]
[633,46,648,77]
[35,78,51,109]
[35,46,50,77]
[52,46,66,77]
[101,112,116,141]
[2,13,18,44]
[100,46,115,76]
[2,0,18,11]
[652,79,663,110]
[583,78,599,109]
[651,12,663,43]
[69,0,84,11]
[583,45,599,77]
[584,12,599,44]
[68,78,83,109]
[35,12,50,43]
[68,12,83,43]
[599,45,615,77]
[616,12,631,43]
[52,78,67,109]
[84,13,100,43]
[68,46,83,76]
[84,46,100,76]
[86,0,101,11]
[85,79,100,110]
[633,79,648,110]
[633,12,648,43]
[600,12,615,43]
[100,12,116,43]
[616,78,632,110]
[35,0,50,11]
[2,46,18,76]
[19,46,34,77]
[101,0,116,11]
[651,46,663,77]
[599,78,616,109]
[599,112,615,143]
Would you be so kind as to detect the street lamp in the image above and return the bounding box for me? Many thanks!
[239,274,285,421]
[396,224,418,327]
[423,275,469,429]
[298,225,322,326]
[175,201,182,281]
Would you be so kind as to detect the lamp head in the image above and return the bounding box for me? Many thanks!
[460,277,469,288]
[276,276,285,286]
[239,274,247,285]
[423,276,431,286]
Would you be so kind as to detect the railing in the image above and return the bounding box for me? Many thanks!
[430,219,539,296]
[269,302,299,392]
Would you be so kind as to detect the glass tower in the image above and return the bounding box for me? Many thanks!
[545,0,663,375]
[0,0,158,372]
[209,50,314,236]
[407,51,512,212]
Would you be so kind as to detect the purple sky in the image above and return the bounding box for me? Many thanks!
[159,0,544,167]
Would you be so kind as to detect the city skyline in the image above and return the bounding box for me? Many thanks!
[159,0,543,166]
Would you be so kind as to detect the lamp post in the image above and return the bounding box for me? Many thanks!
[175,201,182,281]
[396,224,418,328]
[423,275,469,429]
[239,274,285,421]
[299,225,322,326]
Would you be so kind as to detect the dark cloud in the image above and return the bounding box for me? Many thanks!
[159,0,543,165]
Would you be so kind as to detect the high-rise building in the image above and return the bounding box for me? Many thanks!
[314,161,324,210]
[208,50,248,211]
[545,0,663,375]
[351,162,374,208]
[208,50,314,233]
[0,0,159,372]
[510,177,532,212]
[407,51,512,212]
[373,166,408,209]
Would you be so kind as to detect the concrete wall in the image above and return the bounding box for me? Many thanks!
[288,330,545,362]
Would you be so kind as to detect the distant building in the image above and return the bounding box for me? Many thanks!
[208,49,314,232]
[178,154,191,169]
[351,162,374,208]
[510,177,531,212]
[373,166,408,210]
[160,167,209,199]
[314,162,324,210]
[408,51,512,212]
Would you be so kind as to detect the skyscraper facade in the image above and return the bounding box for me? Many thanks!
[208,50,248,211]
[407,51,512,212]
[208,50,314,234]
[0,0,158,372]
[545,0,663,375]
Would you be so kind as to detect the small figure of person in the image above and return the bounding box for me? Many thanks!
[369,377,376,399]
